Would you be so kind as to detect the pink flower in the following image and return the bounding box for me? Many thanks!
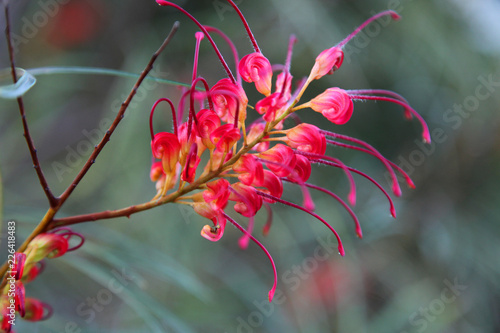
[233,154,265,186]
[255,92,288,123]
[287,154,312,183]
[239,52,273,96]
[210,124,241,152]
[210,78,248,125]
[229,182,263,217]
[286,123,326,155]
[151,132,181,174]
[259,144,297,177]
[310,47,344,80]
[196,108,221,149]
[309,87,353,124]
[203,179,230,211]
[253,170,283,202]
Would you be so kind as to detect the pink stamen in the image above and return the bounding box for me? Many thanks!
[223,212,277,302]
[347,89,411,118]
[156,1,236,83]
[321,130,402,196]
[187,78,213,140]
[327,139,415,189]
[311,159,396,218]
[204,25,241,84]
[238,216,255,250]
[256,157,314,210]
[256,190,345,256]
[336,10,401,49]
[192,32,204,82]
[296,151,357,206]
[262,203,273,236]
[348,94,431,144]
[302,181,363,238]
[224,0,260,53]
[285,34,297,71]
[150,98,178,139]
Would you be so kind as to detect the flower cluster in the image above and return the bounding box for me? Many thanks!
[151,0,429,301]
[0,228,83,332]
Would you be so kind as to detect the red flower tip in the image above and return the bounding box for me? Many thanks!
[196,109,221,149]
[309,88,353,125]
[13,252,26,280]
[338,244,345,257]
[268,286,276,302]
[150,161,164,182]
[203,179,230,211]
[233,154,265,186]
[23,298,52,322]
[15,281,26,317]
[201,216,226,242]
[259,144,297,178]
[151,132,181,174]
[229,183,263,217]
[348,191,357,207]
[310,47,344,80]
[390,205,397,219]
[255,92,288,123]
[239,52,273,96]
[210,124,241,152]
[28,233,69,262]
[210,78,248,124]
[181,143,200,183]
[286,124,326,155]
[356,225,363,239]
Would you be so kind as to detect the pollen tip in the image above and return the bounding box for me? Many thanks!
[393,183,402,197]
[338,245,345,257]
[390,206,397,218]
[268,288,276,302]
[423,132,432,144]
[238,236,250,250]
[348,192,356,206]
[390,11,401,20]
[356,227,363,239]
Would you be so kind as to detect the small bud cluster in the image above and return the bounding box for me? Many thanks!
[0,228,83,331]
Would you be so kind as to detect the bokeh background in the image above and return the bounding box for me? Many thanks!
[1,0,499,332]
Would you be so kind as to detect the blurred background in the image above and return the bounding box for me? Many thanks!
[1,0,499,332]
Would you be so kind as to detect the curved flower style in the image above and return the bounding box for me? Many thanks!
[152,0,428,302]
[239,52,273,96]
[308,87,354,125]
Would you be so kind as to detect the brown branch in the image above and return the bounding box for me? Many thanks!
[3,3,57,207]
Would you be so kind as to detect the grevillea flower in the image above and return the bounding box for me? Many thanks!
[151,132,181,175]
[210,78,248,125]
[258,144,297,177]
[152,0,429,302]
[22,298,52,322]
[229,182,263,217]
[239,52,273,96]
[233,154,265,186]
[308,87,353,125]
[285,123,327,155]
[310,46,344,80]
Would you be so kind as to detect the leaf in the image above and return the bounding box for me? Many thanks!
[0,67,36,99]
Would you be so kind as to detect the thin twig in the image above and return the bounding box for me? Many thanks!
[3,3,57,207]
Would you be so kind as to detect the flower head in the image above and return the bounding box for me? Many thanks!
[152,1,429,302]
